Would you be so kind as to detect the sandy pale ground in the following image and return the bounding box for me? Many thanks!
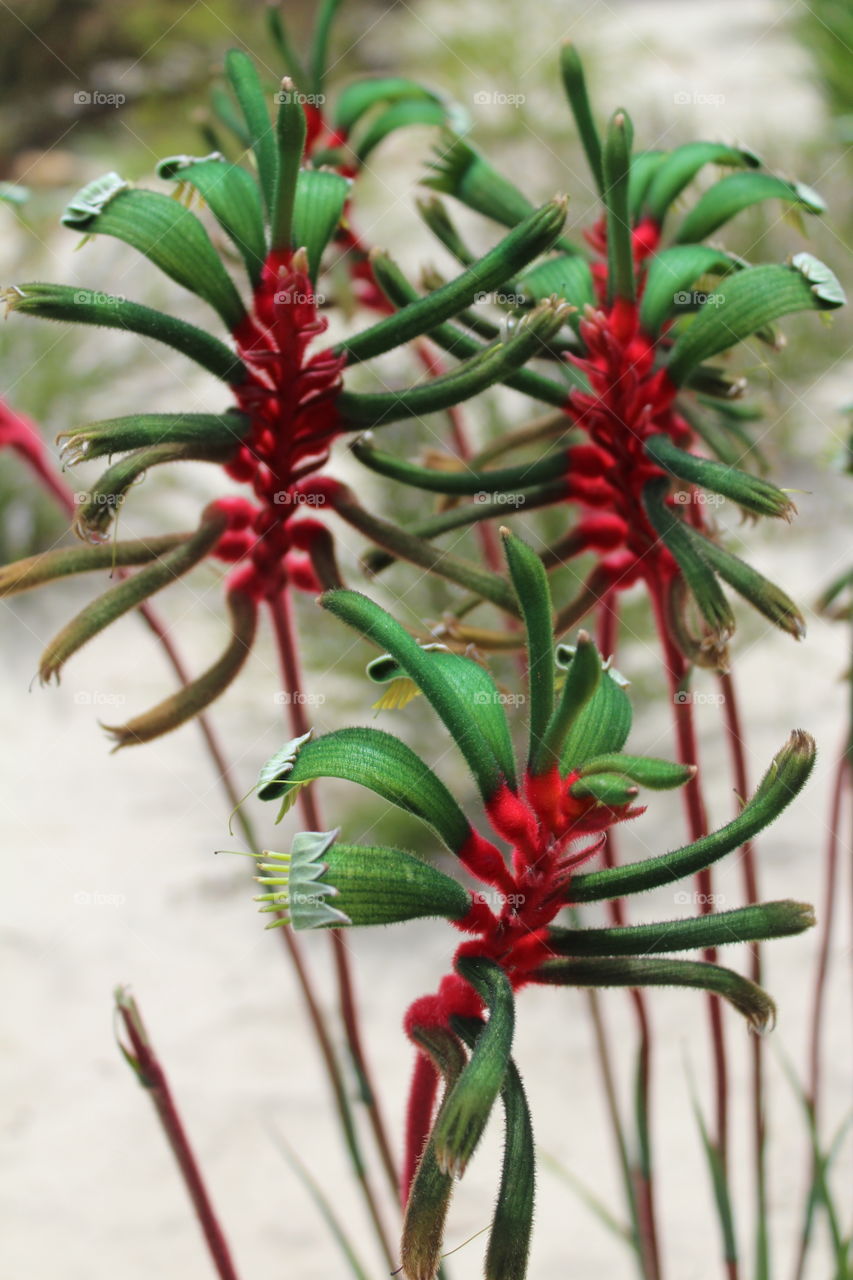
[2,0,852,1277]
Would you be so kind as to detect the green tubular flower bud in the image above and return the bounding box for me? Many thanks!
[628,149,667,218]
[321,589,518,800]
[454,1018,535,1280]
[673,171,825,245]
[642,142,761,225]
[642,477,736,646]
[252,829,471,929]
[337,300,572,428]
[269,77,307,253]
[224,49,278,216]
[681,525,806,640]
[264,5,307,84]
[38,507,228,684]
[6,284,247,385]
[103,589,258,749]
[502,529,555,758]
[559,43,603,194]
[73,439,237,543]
[603,109,635,304]
[61,183,247,331]
[555,647,633,768]
[254,725,474,854]
[530,631,601,775]
[335,77,443,134]
[308,0,344,96]
[416,194,477,266]
[547,900,815,957]
[638,246,740,336]
[534,956,778,1032]
[644,433,796,521]
[156,152,266,286]
[402,1026,467,1280]
[291,169,351,281]
[571,730,815,902]
[0,534,188,598]
[57,411,251,466]
[577,753,695,790]
[350,434,566,495]
[433,957,515,1177]
[334,196,569,365]
[569,773,639,806]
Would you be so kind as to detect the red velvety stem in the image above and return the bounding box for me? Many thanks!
[402,1050,440,1207]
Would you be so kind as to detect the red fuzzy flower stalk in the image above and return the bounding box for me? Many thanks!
[246,531,817,1280]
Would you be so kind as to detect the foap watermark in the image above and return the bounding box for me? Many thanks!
[73,890,126,906]
[473,491,526,507]
[73,89,126,109]
[674,290,724,308]
[274,90,326,106]
[74,290,126,306]
[74,690,126,707]
[673,90,726,108]
[673,690,726,707]
[674,890,726,907]
[73,491,126,508]
[472,889,527,910]
[272,490,326,506]
[673,489,725,507]
[473,690,527,707]
[473,90,526,108]
[275,289,325,306]
[473,290,525,307]
[274,691,326,706]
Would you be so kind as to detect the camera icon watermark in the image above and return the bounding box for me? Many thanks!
[272,490,326,506]
[73,89,126,108]
[73,491,126,508]
[274,290,325,306]
[73,690,126,706]
[472,889,527,910]
[473,90,526,108]
[672,490,725,506]
[673,690,726,707]
[73,890,126,906]
[673,290,724,308]
[273,691,326,706]
[473,290,524,306]
[673,90,725,107]
[274,90,326,106]
[74,290,125,305]
[674,890,726,906]
[473,690,527,707]
[473,491,526,507]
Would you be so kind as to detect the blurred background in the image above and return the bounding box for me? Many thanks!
[1,2,851,1278]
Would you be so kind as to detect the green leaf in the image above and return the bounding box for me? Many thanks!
[603,110,635,302]
[435,957,515,1176]
[62,184,247,330]
[548,899,815,956]
[336,196,568,364]
[264,7,308,85]
[224,49,278,216]
[644,142,760,224]
[639,245,739,336]
[308,0,344,96]
[557,650,633,770]
[57,411,250,465]
[292,169,351,279]
[559,43,603,194]
[257,726,474,853]
[571,730,815,902]
[685,1069,739,1268]
[156,153,266,285]
[628,150,666,219]
[667,259,844,385]
[7,283,246,385]
[320,590,517,800]
[535,956,776,1032]
[674,171,825,243]
[644,433,795,519]
[502,530,555,760]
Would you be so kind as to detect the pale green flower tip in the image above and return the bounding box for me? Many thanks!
[286,828,352,930]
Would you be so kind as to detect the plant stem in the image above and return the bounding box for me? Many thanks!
[268,588,401,1210]
[648,576,734,1277]
[115,989,241,1280]
[718,669,769,1279]
[598,597,663,1280]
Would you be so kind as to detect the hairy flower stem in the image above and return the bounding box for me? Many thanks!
[718,669,769,1279]
[115,990,242,1280]
[269,588,400,1222]
[597,600,662,1280]
[649,577,734,1274]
